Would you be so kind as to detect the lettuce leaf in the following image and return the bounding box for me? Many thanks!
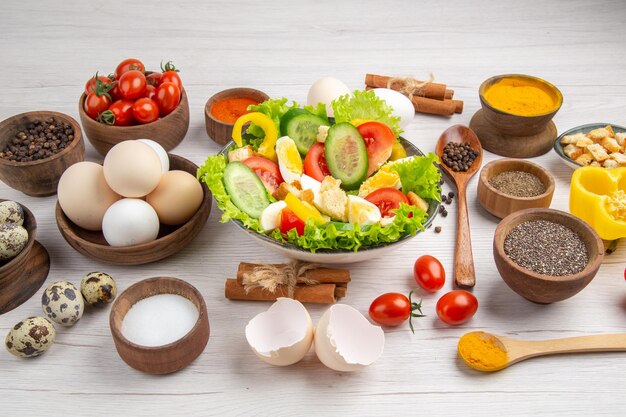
[246,98,297,138]
[332,90,403,137]
[384,153,442,201]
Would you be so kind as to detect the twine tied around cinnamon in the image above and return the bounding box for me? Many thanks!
[241,261,320,298]
[386,72,435,100]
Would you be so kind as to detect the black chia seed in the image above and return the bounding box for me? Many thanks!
[442,142,478,172]
[489,170,546,198]
[504,220,588,276]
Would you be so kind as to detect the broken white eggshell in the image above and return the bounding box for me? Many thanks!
[314,304,385,372]
[245,298,314,366]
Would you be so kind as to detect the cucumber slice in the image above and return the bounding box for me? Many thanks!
[329,221,371,232]
[223,162,270,219]
[324,122,369,190]
[281,109,329,155]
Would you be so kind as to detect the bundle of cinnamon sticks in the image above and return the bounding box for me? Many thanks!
[225,262,351,304]
[365,73,463,116]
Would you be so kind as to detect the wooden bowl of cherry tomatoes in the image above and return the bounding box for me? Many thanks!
[78,58,190,156]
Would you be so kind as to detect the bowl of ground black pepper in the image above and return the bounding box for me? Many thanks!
[493,208,604,304]
[477,158,555,219]
[0,111,85,196]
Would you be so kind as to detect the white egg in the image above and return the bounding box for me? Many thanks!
[276,136,303,184]
[245,298,314,366]
[260,201,287,232]
[307,77,351,118]
[372,88,415,129]
[102,199,160,247]
[348,195,381,226]
[137,139,169,172]
[314,304,385,372]
[300,174,323,208]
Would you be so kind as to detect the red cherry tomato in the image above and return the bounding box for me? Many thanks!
[107,99,136,126]
[357,121,395,176]
[118,70,146,100]
[369,291,424,332]
[364,187,409,217]
[146,72,163,87]
[161,71,182,91]
[83,92,112,120]
[414,255,445,292]
[436,290,478,326]
[144,85,157,100]
[114,58,145,79]
[109,83,123,101]
[155,82,181,117]
[84,75,112,95]
[279,207,305,236]
[242,156,284,195]
[303,142,331,182]
[132,98,160,124]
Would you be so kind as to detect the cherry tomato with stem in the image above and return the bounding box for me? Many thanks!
[114,58,145,79]
[279,207,305,236]
[155,82,181,117]
[436,290,478,326]
[132,98,160,124]
[242,156,284,195]
[160,61,183,91]
[99,99,135,126]
[303,142,331,182]
[118,70,146,100]
[365,187,409,218]
[369,290,425,333]
[84,73,113,95]
[414,255,446,292]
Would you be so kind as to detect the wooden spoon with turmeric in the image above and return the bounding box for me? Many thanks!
[458,331,626,372]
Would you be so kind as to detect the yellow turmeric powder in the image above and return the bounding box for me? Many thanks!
[458,331,508,371]
[484,77,557,116]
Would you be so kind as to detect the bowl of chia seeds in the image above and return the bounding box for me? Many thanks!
[477,158,555,219]
[493,208,604,304]
[0,111,85,196]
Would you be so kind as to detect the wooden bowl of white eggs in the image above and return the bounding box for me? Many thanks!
[55,140,211,265]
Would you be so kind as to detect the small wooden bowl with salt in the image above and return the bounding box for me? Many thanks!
[109,277,210,374]
[477,158,555,219]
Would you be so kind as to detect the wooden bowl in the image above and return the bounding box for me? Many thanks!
[79,89,190,156]
[204,88,269,145]
[109,277,210,374]
[477,158,555,219]
[493,208,604,304]
[55,154,211,265]
[0,200,50,314]
[0,111,85,196]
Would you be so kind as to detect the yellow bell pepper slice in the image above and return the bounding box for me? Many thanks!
[284,192,326,226]
[570,166,626,240]
[231,112,278,161]
[350,118,373,127]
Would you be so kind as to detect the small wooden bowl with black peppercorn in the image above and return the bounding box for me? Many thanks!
[477,158,555,219]
[0,111,85,196]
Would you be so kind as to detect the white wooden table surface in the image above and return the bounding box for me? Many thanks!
[1,0,625,415]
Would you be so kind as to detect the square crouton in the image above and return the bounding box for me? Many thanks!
[575,136,594,148]
[606,125,615,137]
[590,161,601,167]
[563,144,583,160]
[601,137,621,153]
[603,159,619,168]
[273,181,302,200]
[610,152,626,165]
[560,133,587,145]
[615,132,626,149]
[587,143,610,162]
[588,127,611,140]
[575,152,594,165]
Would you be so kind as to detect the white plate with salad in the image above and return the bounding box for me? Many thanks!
[198,90,442,263]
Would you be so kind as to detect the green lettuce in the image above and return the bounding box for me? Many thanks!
[246,98,297,138]
[332,90,403,137]
[384,153,442,201]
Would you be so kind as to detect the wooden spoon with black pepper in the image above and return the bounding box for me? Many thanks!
[435,125,483,288]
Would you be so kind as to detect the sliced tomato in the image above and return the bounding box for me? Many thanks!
[303,142,330,182]
[357,121,395,176]
[365,187,409,217]
[242,156,284,195]
[279,207,305,236]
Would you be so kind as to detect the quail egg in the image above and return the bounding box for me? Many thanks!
[5,316,56,358]
[41,281,84,326]
[80,272,117,306]
[0,201,25,226]
[0,224,29,261]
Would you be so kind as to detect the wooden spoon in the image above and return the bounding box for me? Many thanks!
[435,125,483,288]
[459,331,626,372]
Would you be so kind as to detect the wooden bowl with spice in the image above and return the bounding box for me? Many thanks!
[0,111,85,196]
[477,158,555,219]
[493,208,604,304]
[470,74,563,158]
[78,89,190,156]
[110,277,210,374]
[205,88,269,145]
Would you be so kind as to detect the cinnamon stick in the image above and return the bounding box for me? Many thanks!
[365,73,453,100]
[237,263,351,285]
[334,286,347,298]
[365,86,462,116]
[225,279,337,304]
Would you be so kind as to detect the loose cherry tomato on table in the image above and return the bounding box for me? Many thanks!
[369,290,424,333]
[99,99,135,126]
[436,290,478,326]
[114,58,145,79]
[160,61,183,91]
[146,72,163,87]
[84,74,113,95]
[414,255,445,292]
[303,142,331,182]
[118,70,146,100]
[155,82,181,117]
[279,207,305,236]
[242,156,284,195]
[357,121,395,176]
[365,187,409,217]
[132,98,160,124]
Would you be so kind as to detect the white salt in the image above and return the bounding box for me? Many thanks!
[121,294,199,347]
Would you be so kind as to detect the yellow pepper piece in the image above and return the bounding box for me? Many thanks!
[350,118,373,127]
[389,139,407,161]
[231,112,278,161]
[284,192,326,226]
[570,166,626,240]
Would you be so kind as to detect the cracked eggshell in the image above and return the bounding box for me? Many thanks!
[245,298,314,366]
[314,304,385,372]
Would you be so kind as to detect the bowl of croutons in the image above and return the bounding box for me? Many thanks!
[555,123,626,169]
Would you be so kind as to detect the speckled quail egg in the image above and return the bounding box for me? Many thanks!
[41,281,84,326]
[80,272,117,306]
[0,224,29,261]
[5,316,56,358]
[0,201,25,226]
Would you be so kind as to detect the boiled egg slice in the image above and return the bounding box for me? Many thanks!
[358,169,402,198]
[300,174,322,208]
[260,201,287,232]
[348,195,381,226]
[276,136,303,184]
